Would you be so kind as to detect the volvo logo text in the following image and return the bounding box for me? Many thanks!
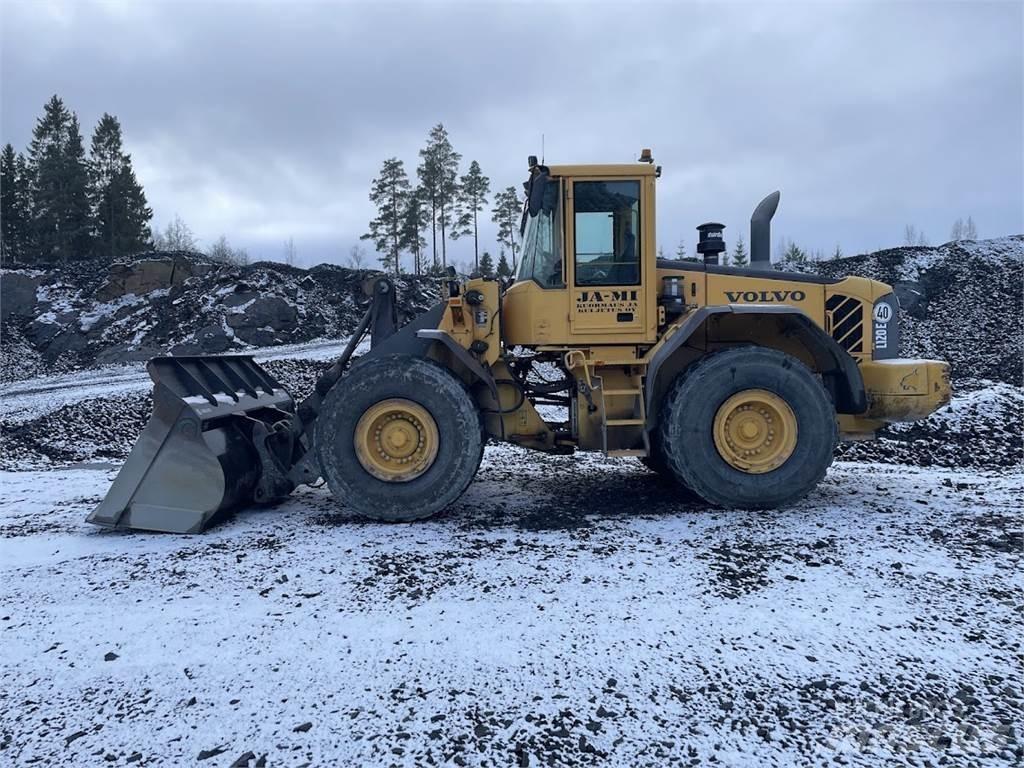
[724,290,806,303]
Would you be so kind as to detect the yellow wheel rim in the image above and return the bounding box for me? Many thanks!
[713,389,798,474]
[354,399,439,482]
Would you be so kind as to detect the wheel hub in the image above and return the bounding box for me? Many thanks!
[713,389,798,474]
[354,399,439,482]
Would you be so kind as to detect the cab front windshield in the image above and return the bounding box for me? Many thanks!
[517,180,563,288]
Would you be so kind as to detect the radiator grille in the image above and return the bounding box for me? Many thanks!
[825,294,864,354]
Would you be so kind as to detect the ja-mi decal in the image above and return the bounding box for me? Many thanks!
[576,289,639,314]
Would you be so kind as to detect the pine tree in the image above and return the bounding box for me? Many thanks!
[832,244,843,260]
[950,218,964,241]
[1,144,32,262]
[400,187,428,273]
[496,250,512,278]
[435,127,461,269]
[731,235,748,266]
[417,124,461,270]
[361,157,410,276]
[64,115,93,258]
[0,145,17,261]
[491,186,522,270]
[29,96,93,261]
[478,250,495,278]
[453,160,490,270]
[783,241,808,268]
[904,224,918,246]
[964,216,978,240]
[88,113,153,259]
[417,133,441,270]
[675,239,687,259]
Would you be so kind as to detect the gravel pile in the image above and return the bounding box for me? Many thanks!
[808,236,1023,386]
[0,358,335,471]
[0,393,152,469]
[0,326,47,385]
[836,381,1023,469]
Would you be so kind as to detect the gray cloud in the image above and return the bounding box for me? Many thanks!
[2,0,1021,268]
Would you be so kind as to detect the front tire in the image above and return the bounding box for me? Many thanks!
[315,354,483,522]
[658,347,837,509]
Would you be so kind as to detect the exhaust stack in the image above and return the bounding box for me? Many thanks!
[750,191,780,270]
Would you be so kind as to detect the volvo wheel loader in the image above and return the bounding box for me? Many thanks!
[87,150,951,533]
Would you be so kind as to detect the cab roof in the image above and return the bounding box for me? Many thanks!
[545,163,658,178]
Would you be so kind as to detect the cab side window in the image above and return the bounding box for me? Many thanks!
[518,179,564,288]
[574,180,640,286]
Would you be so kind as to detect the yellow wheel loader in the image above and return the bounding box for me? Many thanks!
[87,151,951,533]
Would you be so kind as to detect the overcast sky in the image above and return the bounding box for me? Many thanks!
[3,0,1022,269]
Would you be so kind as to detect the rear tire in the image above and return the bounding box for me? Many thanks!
[315,354,483,522]
[641,433,700,499]
[658,347,837,509]
[640,453,669,476]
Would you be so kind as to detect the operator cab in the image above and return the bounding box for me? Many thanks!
[503,156,660,346]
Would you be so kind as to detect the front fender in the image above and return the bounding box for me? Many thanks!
[646,305,867,424]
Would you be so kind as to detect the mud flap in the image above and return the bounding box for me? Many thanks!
[87,356,297,534]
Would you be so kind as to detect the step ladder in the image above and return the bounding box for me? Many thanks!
[597,374,650,458]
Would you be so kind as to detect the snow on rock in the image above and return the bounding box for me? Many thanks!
[1,252,438,382]
[0,456,1020,766]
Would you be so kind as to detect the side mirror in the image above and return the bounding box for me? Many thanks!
[527,168,549,217]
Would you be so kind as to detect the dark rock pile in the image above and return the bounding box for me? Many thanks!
[802,236,1022,468]
[806,236,1023,386]
[0,251,438,382]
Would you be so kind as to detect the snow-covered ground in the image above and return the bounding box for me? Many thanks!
[1,339,1021,766]
[1,454,1021,767]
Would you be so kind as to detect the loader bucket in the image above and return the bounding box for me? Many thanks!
[87,356,296,534]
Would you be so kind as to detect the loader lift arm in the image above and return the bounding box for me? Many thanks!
[295,277,397,433]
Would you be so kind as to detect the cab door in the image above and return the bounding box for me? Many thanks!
[568,177,651,339]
